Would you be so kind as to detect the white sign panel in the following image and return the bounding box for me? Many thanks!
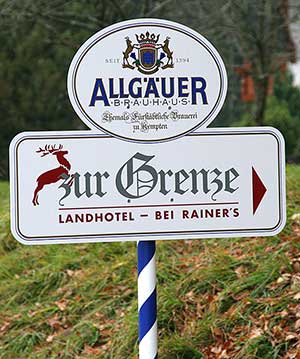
[67,18,227,142]
[10,128,285,245]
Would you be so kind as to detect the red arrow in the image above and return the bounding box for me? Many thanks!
[252,167,267,215]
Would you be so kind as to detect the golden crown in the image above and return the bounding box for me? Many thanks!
[135,32,160,45]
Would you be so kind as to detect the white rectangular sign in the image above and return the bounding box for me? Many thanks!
[10,128,285,245]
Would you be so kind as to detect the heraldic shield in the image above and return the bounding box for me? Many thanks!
[139,45,157,71]
[122,31,173,74]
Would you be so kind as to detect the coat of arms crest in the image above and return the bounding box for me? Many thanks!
[122,31,174,74]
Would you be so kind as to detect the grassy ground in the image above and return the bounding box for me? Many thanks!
[0,165,300,359]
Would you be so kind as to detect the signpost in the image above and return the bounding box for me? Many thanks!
[10,128,285,244]
[9,18,286,359]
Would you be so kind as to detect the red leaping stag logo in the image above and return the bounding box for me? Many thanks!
[32,144,73,206]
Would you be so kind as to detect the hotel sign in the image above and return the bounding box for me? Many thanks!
[10,128,285,245]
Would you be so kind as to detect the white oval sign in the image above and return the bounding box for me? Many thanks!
[67,18,227,142]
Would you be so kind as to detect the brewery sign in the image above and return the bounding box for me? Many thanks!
[67,19,227,142]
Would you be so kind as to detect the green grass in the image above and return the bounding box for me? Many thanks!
[0,165,300,358]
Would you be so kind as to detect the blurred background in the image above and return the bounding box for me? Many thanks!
[0,0,300,179]
[2,2,300,358]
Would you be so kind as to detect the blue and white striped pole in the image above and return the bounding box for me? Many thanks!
[137,240,158,359]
